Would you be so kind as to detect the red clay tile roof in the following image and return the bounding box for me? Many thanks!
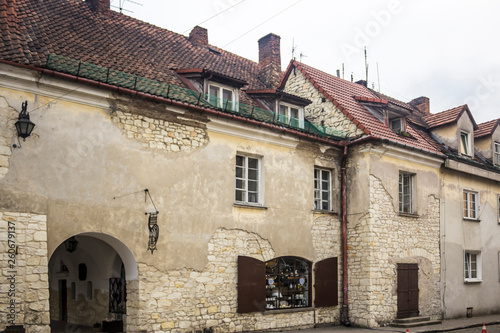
[0,0,271,91]
[423,105,478,130]
[474,119,500,138]
[282,60,443,155]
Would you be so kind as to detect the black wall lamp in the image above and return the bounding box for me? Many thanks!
[14,101,36,146]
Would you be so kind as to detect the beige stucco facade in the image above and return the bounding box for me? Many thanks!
[0,63,343,332]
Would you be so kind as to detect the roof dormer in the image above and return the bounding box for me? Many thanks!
[176,68,247,112]
[355,96,411,135]
[424,105,478,157]
[474,119,500,166]
[246,89,311,129]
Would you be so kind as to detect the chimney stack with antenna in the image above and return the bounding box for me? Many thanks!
[189,26,209,48]
[86,0,111,16]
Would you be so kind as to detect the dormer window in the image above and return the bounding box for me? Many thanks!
[207,82,238,111]
[460,131,471,156]
[494,142,500,166]
[277,102,304,128]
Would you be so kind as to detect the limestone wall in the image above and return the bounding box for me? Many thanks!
[282,70,365,137]
[348,175,440,327]
[0,211,50,333]
[111,110,208,152]
[132,226,341,333]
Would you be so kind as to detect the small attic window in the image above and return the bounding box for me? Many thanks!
[389,118,403,132]
[277,102,304,128]
[206,81,239,111]
[494,142,500,166]
[460,131,471,156]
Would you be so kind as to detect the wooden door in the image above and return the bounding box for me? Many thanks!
[397,263,419,319]
[58,280,67,321]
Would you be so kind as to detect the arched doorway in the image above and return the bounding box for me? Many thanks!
[48,233,137,332]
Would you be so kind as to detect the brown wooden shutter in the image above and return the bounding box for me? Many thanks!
[314,257,338,307]
[237,256,265,313]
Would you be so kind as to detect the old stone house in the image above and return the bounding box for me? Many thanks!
[1,0,500,332]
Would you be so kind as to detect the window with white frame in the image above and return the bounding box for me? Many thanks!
[235,155,261,204]
[463,189,479,220]
[314,168,331,211]
[278,103,304,128]
[460,131,471,156]
[464,251,481,282]
[390,118,403,132]
[494,142,500,166]
[207,82,238,111]
[399,172,414,214]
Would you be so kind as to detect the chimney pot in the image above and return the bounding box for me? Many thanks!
[409,96,430,115]
[189,26,209,48]
[86,0,110,15]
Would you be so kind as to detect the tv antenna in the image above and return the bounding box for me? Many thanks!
[111,0,142,14]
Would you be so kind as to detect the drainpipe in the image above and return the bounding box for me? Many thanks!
[341,144,350,326]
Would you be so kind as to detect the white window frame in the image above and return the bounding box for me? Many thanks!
[399,172,415,214]
[390,118,403,132]
[277,102,304,128]
[463,189,479,220]
[235,154,262,205]
[206,81,239,111]
[464,251,482,283]
[494,142,500,166]
[460,131,471,156]
[314,168,332,211]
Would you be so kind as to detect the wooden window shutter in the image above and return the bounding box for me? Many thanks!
[314,257,338,307]
[237,256,265,313]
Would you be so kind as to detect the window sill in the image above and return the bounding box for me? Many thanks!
[263,307,313,315]
[464,279,482,284]
[312,210,337,215]
[233,203,267,210]
[463,218,481,222]
[398,212,419,218]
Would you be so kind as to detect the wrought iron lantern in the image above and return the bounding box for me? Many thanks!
[64,236,79,253]
[15,101,36,140]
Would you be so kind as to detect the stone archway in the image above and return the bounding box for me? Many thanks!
[48,233,138,332]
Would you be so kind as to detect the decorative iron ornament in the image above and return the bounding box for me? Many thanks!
[147,212,159,254]
[112,188,159,254]
[144,189,159,254]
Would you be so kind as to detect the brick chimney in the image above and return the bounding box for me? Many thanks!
[409,96,430,115]
[189,26,208,48]
[86,0,110,15]
[258,33,281,88]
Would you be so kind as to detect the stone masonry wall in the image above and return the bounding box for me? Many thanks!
[0,212,50,333]
[0,97,18,180]
[111,111,208,152]
[283,70,365,137]
[133,225,341,333]
[348,175,440,327]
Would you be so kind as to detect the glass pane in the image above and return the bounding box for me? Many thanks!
[290,108,299,119]
[248,180,258,192]
[248,192,258,203]
[235,166,243,178]
[461,133,469,154]
[314,199,320,210]
[279,104,288,115]
[236,155,244,167]
[321,170,330,181]
[235,190,243,201]
[223,89,232,101]
[236,179,244,190]
[248,169,258,181]
[322,201,329,210]
[322,191,329,201]
[248,157,258,169]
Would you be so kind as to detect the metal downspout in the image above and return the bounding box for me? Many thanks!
[341,144,350,326]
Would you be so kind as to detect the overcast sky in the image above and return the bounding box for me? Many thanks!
[114,0,499,124]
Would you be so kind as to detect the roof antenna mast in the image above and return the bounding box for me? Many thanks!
[292,38,296,60]
[364,46,369,87]
[377,62,381,92]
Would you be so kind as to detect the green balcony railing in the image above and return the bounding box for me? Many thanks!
[46,54,348,140]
